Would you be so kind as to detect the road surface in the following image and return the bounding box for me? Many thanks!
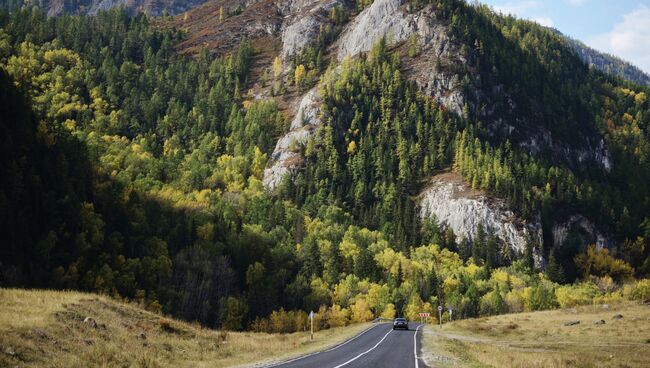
[262,323,427,368]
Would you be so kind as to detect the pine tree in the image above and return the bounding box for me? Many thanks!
[545,250,565,284]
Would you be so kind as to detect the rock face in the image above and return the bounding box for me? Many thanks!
[336,0,414,60]
[42,0,208,16]
[552,214,611,249]
[263,88,322,189]
[280,0,345,60]
[336,0,466,116]
[418,172,542,254]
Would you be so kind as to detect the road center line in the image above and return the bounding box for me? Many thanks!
[414,324,422,368]
[331,327,393,368]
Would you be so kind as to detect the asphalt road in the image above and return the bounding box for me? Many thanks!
[263,323,427,368]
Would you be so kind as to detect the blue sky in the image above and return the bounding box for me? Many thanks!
[477,0,650,74]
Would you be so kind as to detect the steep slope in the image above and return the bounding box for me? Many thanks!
[562,34,650,87]
[0,289,371,367]
[2,0,649,339]
[16,0,208,16]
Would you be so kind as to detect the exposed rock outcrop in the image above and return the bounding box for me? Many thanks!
[418,172,542,254]
[43,0,208,16]
[336,0,466,115]
[263,88,322,189]
[552,214,611,249]
[280,0,345,60]
[336,0,415,60]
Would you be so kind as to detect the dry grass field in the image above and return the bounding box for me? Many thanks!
[0,289,371,368]
[421,302,650,368]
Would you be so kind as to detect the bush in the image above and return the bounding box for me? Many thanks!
[480,289,505,315]
[380,303,396,319]
[525,281,558,311]
[628,279,650,301]
[504,290,524,313]
[328,304,350,327]
[555,283,599,308]
[350,298,374,322]
[574,245,634,282]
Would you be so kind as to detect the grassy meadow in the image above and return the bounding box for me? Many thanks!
[0,289,372,368]
[421,302,650,368]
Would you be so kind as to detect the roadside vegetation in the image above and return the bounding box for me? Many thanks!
[0,288,372,368]
[421,301,650,368]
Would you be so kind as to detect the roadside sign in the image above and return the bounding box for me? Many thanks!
[448,305,453,321]
[437,305,443,312]
[309,311,314,340]
[418,312,430,317]
[438,305,443,327]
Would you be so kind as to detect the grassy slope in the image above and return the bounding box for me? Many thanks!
[421,302,650,368]
[0,289,371,368]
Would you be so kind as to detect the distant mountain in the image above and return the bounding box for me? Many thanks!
[558,32,650,87]
[3,0,208,16]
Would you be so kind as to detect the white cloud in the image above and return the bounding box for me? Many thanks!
[567,0,587,6]
[532,17,555,27]
[587,5,650,74]
[492,1,542,16]
[490,1,554,28]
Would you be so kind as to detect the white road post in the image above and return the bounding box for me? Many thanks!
[310,310,314,340]
[438,305,443,328]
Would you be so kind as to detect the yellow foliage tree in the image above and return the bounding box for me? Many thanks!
[380,303,396,319]
[295,64,306,90]
[347,140,357,154]
[350,298,374,322]
[273,56,283,80]
[328,304,350,327]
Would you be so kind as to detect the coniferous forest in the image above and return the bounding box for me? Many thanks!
[1,0,649,333]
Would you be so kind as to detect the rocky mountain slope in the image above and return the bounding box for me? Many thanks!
[561,33,650,87]
[10,0,208,16]
[162,0,641,255]
[6,0,648,265]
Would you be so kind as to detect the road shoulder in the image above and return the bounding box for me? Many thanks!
[243,322,380,368]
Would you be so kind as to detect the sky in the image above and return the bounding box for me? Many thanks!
[477,0,650,74]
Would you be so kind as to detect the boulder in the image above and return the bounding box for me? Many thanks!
[594,320,606,325]
[83,317,97,328]
[563,320,580,326]
[612,314,623,320]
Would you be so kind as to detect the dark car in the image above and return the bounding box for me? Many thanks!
[393,317,409,330]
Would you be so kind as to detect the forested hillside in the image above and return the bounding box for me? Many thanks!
[563,34,650,87]
[0,0,209,16]
[0,0,649,333]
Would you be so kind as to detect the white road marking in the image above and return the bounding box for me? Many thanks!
[331,327,393,368]
[262,324,382,367]
[414,324,422,368]
[323,324,382,352]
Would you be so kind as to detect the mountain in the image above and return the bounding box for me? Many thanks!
[0,0,648,333]
[3,0,209,16]
[561,33,650,87]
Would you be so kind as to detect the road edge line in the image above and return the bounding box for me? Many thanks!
[414,324,422,368]
[259,323,383,368]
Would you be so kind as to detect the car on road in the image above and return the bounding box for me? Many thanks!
[392,317,409,330]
